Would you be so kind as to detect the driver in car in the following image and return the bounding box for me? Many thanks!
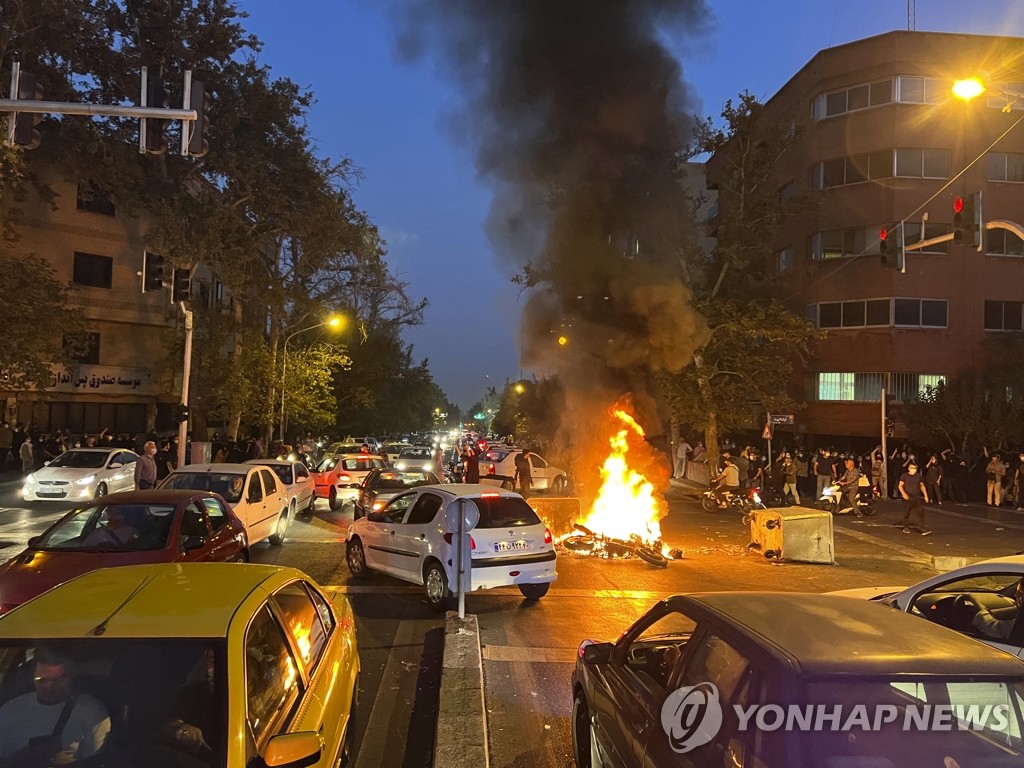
[82,508,137,547]
[968,578,1024,640]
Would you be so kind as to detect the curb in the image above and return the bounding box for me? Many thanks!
[931,555,988,571]
[433,611,489,768]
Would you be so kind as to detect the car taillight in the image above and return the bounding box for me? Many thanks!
[338,474,351,482]
[442,532,476,549]
[544,528,552,544]
[487,464,495,475]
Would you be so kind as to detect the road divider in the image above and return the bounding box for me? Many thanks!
[434,611,489,768]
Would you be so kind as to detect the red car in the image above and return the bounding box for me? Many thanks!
[0,489,248,613]
[312,454,387,510]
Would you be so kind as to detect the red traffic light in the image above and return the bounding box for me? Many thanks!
[953,196,964,213]
[880,227,888,241]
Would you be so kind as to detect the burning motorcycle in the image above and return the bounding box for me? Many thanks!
[560,524,671,567]
[700,481,765,513]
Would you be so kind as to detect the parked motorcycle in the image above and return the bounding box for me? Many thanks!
[701,481,765,513]
[818,482,878,515]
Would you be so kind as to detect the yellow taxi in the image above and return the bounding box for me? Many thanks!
[0,562,358,767]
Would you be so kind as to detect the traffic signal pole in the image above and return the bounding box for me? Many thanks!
[177,303,194,469]
[880,387,888,499]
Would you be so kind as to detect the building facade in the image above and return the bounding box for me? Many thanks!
[712,31,1024,441]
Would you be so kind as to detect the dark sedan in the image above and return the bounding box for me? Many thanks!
[0,489,248,613]
[355,469,441,519]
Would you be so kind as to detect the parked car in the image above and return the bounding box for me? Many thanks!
[355,469,441,519]
[246,458,317,517]
[828,553,1024,659]
[383,442,413,464]
[312,454,386,510]
[394,447,436,473]
[158,463,290,546]
[478,448,568,493]
[346,484,557,609]
[0,562,359,767]
[22,447,139,502]
[0,489,248,614]
[572,592,1024,768]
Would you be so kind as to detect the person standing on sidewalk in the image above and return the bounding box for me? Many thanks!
[18,436,33,475]
[814,449,833,500]
[674,437,691,480]
[898,462,931,535]
[513,449,533,497]
[984,449,1007,507]
[924,454,943,506]
[781,453,799,505]
[135,440,158,490]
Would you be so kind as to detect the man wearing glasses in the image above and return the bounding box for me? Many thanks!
[0,649,110,765]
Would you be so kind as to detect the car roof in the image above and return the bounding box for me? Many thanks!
[170,463,255,474]
[61,448,121,454]
[0,563,305,639]
[67,489,223,505]
[416,483,522,500]
[245,459,291,467]
[676,593,1024,678]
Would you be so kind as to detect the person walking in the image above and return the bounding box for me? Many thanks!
[135,440,158,490]
[898,462,931,535]
[780,453,799,505]
[18,436,33,475]
[813,450,833,500]
[924,454,943,506]
[513,449,533,497]
[984,449,1007,507]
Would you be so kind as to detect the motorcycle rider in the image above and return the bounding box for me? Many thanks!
[712,456,741,508]
[837,457,863,516]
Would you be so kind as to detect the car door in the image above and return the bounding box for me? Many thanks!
[242,471,266,539]
[293,463,313,509]
[589,606,698,768]
[530,454,550,489]
[105,451,128,491]
[362,493,417,575]
[178,502,214,561]
[201,497,242,561]
[387,492,444,579]
[261,469,285,530]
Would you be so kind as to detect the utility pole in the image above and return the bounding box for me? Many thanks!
[880,387,889,499]
[177,303,194,469]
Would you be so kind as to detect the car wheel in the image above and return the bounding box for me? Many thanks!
[424,561,450,611]
[95,482,108,499]
[305,493,316,515]
[329,487,339,511]
[518,582,550,600]
[501,479,515,490]
[268,511,288,546]
[339,682,357,767]
[552,475,567,494]
[235,549,249,563]
[347,538,367,578]
[572,693,594,768]
[289,498,297,519]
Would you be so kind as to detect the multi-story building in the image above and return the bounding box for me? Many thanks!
[710,30,1024,442]
[1,167,226,436]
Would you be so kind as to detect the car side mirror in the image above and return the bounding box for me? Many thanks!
[109,462,123,469]
[582,642,614,665]
[182,536,206,551]
[27,536,40,548]
[43,461,51,466]
[263,731,323,768]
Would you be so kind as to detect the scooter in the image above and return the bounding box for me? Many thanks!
[818,482,877,515]
[701,481,765,513]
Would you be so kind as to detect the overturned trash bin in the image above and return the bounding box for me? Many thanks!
[746,506,834,564]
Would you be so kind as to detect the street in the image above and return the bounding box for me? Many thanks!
[0,478,1021,768]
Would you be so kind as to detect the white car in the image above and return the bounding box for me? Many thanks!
[245,459,316,517]
[22,448,138,502]
[478,449,569,493]
[384,442,412,464]
[829,554,1024,659]
[159,463,290,546]
[394,447,435,473]
[345,484,557,610]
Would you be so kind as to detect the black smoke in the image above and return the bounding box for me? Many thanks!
[389,1,712,491]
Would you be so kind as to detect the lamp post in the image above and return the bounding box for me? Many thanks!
[279,316,341,441]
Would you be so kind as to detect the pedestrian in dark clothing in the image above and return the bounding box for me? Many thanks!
[155,441,173,481]
[514,450,532,497]
[924,454,942,506]
[0,422,12,473]
[463,447,480,484]
[898,463,931,535]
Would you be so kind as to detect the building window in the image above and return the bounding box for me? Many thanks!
[987,228,1024,257]
[893,298,948,328]
[72,252,113,289]
[987,152,1024,182]
[904,222,951,255]
[76,182,115,216]
[987,84,1024,112]
[776,247,793,274]
[815,372,945,403]
[896,76,944,104]
[813,151,892,189]
[894,148,950,179]
[984,300,1024,331]
[813,79,891,120]
[63,332,100,364]
[810,298,945,329]
[818,372,854,401]
[812,227,878,260]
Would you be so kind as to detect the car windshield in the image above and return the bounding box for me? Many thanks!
[399,449,431,459]
[341,458,377,471]
[33,503,176,552]
[472,496,541,528]
[46,451,110,469]
[0,639,227,768]
[482,450,510,462]
[161,473,245,504]
[375,472,434,490]
[317,456,339,472]
[784,676,1024,766]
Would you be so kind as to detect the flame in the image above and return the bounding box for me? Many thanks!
[576,407,666,547]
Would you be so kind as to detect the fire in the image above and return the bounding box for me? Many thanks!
[576,408,666,547]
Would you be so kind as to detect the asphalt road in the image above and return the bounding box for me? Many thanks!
[0,476,1021,768]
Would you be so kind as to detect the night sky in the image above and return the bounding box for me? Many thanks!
[242,0,1024,409]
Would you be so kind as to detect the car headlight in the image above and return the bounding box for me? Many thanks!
[372,501,385,511]
[24,474,35,484]
[395,462,406,470]
[424,463,433,472]
[75,475,97,486]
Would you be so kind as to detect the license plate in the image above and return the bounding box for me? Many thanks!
[37,492,65,498]
[493,540,529,553]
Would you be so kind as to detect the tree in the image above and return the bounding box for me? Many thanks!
[658,93,822,468]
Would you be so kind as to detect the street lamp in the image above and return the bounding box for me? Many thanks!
[952,77,986,102]
[280,316,342,441]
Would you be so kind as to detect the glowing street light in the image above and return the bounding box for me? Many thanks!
[514,383,525,394]
[280,315,344,440]
[557,335,569,346]
[952,77,986,102]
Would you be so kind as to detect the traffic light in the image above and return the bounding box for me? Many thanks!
[143,252,164,292]
[171,268,191,303]
[953,192,982,250]
[13,72,44,149]
[880,225,905,270]
[176,403,190,423]
[186,81,211,157]
[144,71,169,155]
